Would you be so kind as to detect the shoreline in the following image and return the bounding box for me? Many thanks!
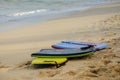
[0,3,120,80]
[0,2,120,32]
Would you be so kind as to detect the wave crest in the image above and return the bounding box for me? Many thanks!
[8,9,47,17]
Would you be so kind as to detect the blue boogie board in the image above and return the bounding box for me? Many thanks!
[51,41,109,50]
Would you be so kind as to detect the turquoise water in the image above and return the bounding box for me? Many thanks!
[0,0,120,32]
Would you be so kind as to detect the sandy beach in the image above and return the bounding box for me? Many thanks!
[0,3,120,80]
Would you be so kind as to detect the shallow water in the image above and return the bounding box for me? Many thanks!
[0,0,120,32]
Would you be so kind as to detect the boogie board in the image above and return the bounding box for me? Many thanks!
[31,47,94,58]
[51,40,109,50]
[32,58,67,68]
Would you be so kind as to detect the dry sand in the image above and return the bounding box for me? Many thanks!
[0,3,120,80]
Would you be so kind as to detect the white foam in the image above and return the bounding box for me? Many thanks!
[8,9,47,17]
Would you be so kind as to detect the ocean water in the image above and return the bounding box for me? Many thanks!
[0,0,120,32]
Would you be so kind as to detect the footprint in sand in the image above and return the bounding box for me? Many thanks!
[60,70,78,79]
[0,65,10,72]
[39,69,60,78]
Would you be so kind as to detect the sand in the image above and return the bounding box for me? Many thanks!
[0,3,120,80]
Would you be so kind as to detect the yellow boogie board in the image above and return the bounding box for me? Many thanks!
[32,58,67,68]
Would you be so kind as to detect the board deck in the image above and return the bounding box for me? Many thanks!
[32,58,67,67]
[31,48,94,58]
[32,52,94,58]
[52,41,109,50]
